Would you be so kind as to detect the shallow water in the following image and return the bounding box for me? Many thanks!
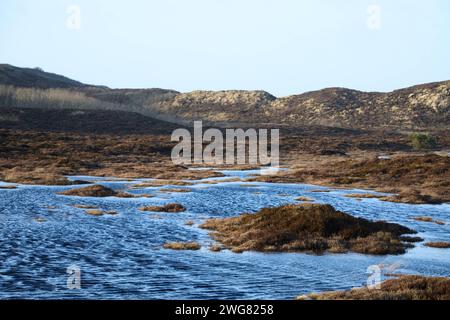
[0,169,449,299]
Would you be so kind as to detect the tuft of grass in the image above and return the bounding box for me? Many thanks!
[298,275,450,300]
[296,196,314,202]
[159,188,192,193]
[59,185,135,198]
[140,203,186,213]
[424,242,450,249]
[85,209,104,216]
[345,193,383,199]
[200,203,416,255]
[209,245,223,252]
[85,209,118,216]
[73,204,98,209]
[0,185,17,189]
[413,216,446,225]
[163,242,201,251]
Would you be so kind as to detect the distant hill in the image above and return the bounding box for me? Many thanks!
[0,64,448,130]
[154,82,450,129]
[0,64,90,89]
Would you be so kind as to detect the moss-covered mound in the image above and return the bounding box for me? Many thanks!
[201,204,416,255]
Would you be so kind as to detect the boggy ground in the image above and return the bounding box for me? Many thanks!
[1,108,449,205]
[298,275,450,300]
[201,203,416,255]
[254,154,450,204]
[0,129,223,185]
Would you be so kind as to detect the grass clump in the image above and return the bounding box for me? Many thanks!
[413,216,445,225]
[85,209,118,216]
[298,275,450,300]
[424,242,450,248]
[58,185,134,198]
[345,193,383,199]
[0,185,17,189]
[296,196,314,202]
[200,204,416,255]
[159,188,192,193]
[163,242,201,251]
[140,203,186,213]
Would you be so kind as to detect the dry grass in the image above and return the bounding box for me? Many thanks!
[253,155,450,204]
[345,193,383,199]
[58,185,134,198]
[298,275,450,300]
[200,203,416,255]
[163,242,201,251]
[158,188,192,193]
[0,185,17,189]
[0,128,223,186]
[140,203,186,213]
[85,209,118,216]
[413,216,446,225]
[424,242,450,248]
[73,204,98,209]
[209,245,223,252]
[85,209,104,216]
[296,196,314,202]
[199,177,244,185]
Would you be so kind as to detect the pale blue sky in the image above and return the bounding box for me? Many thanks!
[0,0,449,96]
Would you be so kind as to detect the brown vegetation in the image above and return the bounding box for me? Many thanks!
[296,196,314,202]
[58,185,134,198]
[345,194,383,199]
[0,185,17,189]
[201,204,416,255]
[85,209,118,216]
[209,245,223,252]
[298,275,450,300]
[424,242,450,248]
[413,216,446,225]
[73,204,98,209]
[158,188,192,193]
[140,203,186,213]
[163,242,201,251]
[399,236,424,243]
[254,155,450,204]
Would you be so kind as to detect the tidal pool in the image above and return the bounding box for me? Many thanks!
[0,169,449,299]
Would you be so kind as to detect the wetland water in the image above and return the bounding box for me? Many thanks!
[0,169,449,299]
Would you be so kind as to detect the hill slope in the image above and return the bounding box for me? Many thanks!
[0,64,448,129]
[154,82,450,129]
[0,64,89,89]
